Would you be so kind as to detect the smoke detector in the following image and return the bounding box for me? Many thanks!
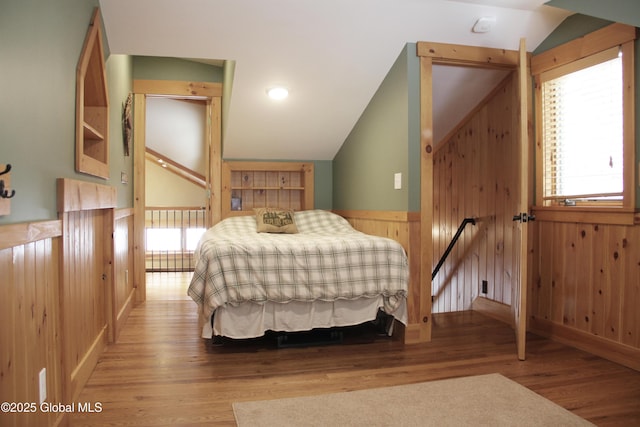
[472,16,496,33]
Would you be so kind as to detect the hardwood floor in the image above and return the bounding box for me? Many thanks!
[145,272,191,301]
[67,274,640,426]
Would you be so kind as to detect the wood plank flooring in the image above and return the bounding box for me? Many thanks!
[67,274,640,426]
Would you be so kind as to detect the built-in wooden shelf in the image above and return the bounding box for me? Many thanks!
[76,8,109,179]
[221,161,314,218]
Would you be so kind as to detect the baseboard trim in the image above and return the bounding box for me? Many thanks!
[471,297,513,327]
[529,317,640,372]
[70,326,108,402]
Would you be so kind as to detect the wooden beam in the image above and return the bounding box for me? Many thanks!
[133,80,222,98]
[531,23,637,75]
[0,221,62,250]
[145,147,206,188]
[417,42,519,69]
[56,178,116,213]
[416,55,434,344]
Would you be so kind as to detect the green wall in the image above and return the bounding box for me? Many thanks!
[132,56,224,82]
[108,54,135,209]
[333,43,420,211]
[312,160,333,210]
[545,0,640,28]
[133,58,336,209]
[0,0,133,224]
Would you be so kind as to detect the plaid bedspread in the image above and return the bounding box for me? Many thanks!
[187,210,408,321]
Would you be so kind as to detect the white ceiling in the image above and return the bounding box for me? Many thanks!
[98,0,571,160]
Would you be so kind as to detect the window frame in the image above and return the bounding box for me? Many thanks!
[531,23,637,224]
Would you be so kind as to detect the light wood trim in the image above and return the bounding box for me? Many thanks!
[57,178,116,213]
[104,208,116,343]
[337,210,421,344]
[145,206,205,211]
[621,40,636,209]
[133,79,223,97]
[115,207,134,221]
[146,147,206,188]
[534,70,544,207]
[133,93,147,303]
[225,161,313,172]
[471,297,513,326]
[0,220,62,250]
[221,161,314,219]
[532,206,636,225]
[418,55,434,344]
[539,46,619,82]
[532,28,636,212]
[115,291,135,343]
[209,97,222,225]
[69,326,108,402]
[417,41,519,69]
[530,317,640,371]
[333,209,420,223]
[75,7,109,180]
[515,38,531,361]
[132,81,223,302]
[113,210,135,342]
[0,234,63,426]
[531,23,636,75]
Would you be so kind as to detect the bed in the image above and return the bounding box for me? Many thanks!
[187,209,409,340]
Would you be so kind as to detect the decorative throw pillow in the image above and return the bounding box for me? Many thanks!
[254,207,299,233]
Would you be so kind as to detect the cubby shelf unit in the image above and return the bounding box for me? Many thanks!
[221,161,314,218]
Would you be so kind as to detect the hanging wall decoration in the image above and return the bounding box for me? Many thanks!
[122,93,133,156]
[0,164,14,216]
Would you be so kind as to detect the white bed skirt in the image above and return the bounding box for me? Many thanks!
[201,296,408,340]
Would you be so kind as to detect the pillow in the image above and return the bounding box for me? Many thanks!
[254,208,299,233]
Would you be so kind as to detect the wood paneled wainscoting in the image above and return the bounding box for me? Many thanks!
[0,221,64,427]
[113,209,136,342]
[57,179,139,402]
[0,179,137,427]
[333,210,425,343]
[528,214,640,371]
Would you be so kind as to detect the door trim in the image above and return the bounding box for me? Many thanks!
[417,41,527,355]
[132,80,222,303]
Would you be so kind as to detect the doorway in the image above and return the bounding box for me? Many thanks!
[132,80,223,303]
[417,41,532,359]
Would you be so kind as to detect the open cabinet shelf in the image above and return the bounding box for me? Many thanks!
[76,8,109,179]
[221,161,314,218]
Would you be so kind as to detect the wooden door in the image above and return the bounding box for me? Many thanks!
[512,38,532,360]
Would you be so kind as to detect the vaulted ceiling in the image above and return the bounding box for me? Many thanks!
[98,0,575,160]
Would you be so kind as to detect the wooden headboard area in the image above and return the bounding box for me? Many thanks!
[220,161,314,219]
[219,162,426,343]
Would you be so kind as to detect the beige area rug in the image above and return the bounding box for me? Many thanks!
[233,373,594,426]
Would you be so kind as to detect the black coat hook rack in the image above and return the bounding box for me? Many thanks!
[0,164,15,199]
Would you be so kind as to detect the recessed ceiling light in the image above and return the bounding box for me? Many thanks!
[267,86,289,100]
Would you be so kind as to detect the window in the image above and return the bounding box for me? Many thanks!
[540,47,623,204]
[532,23,636,212]
[146,228,181,251]
[145,227,205,252]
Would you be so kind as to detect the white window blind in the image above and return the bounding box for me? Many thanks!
[541,47,623,204]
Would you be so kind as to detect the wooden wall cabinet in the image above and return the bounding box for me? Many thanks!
[76,8,109,179]
[221,161,314,218]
